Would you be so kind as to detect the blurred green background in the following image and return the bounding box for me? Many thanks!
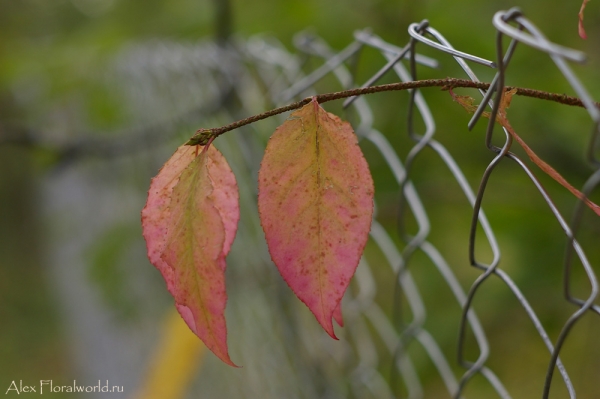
[1,0,599,398]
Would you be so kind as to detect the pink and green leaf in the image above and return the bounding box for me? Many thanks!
[258,98,374,338]
[579,0,590,39]
[142,145,239,366]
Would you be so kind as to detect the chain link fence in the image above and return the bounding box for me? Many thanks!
[21,7,599,399]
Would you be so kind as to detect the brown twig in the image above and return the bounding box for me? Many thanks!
[186,77,600,146]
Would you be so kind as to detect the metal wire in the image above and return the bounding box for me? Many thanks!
[290,23,512,398]
[33,9,599,399]
[492,10,599,398]
[278,10,598,399]
[407,21,497,68]
[405,17,579,398]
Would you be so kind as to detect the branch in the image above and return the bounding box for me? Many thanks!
[186,77,600,146]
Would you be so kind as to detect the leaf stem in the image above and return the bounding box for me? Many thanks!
[186,77,600,146]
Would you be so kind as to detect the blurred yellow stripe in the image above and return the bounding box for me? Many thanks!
[132,309,204,399]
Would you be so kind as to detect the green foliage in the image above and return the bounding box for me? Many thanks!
[86,222,141,321]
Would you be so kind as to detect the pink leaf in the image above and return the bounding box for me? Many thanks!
[141,145,239,366]
[258,98,374,338]
[579,0,590,39]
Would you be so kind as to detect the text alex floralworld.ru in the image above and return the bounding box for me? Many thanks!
[5,380,124,395]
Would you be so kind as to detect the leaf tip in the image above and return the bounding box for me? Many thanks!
[325,324,339,340]
[333,302,344,328]
[317,307,340,340]
[176,303,240,367]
